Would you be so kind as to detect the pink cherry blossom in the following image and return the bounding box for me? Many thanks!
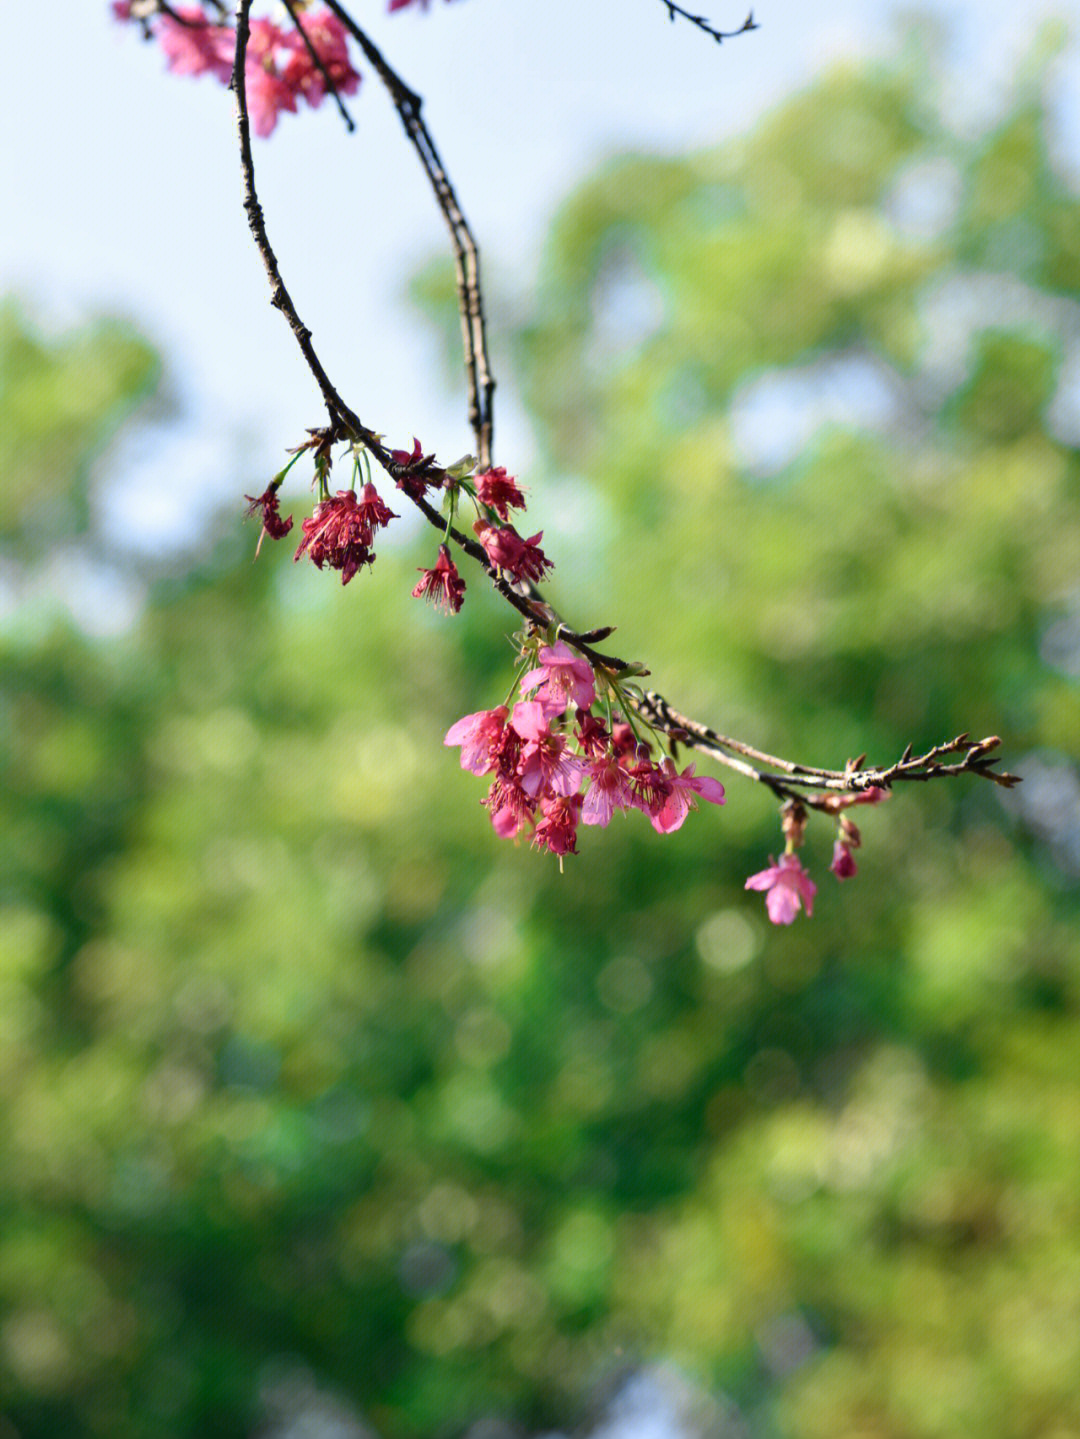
[281,9,360,108]
[510,702,586,799]
[475,466,526,521]
[626,755,671,817]
[473,521,553,584]
[247,67,296,137]
[157,7,234,81]
[412,544,465,613]
[443,706,508,776]
[648,759,726,834]
[512,530,553,583]
[245,19,298,136]
[520,640,596,717]
[581,753,635,827]
[745,854,817,925]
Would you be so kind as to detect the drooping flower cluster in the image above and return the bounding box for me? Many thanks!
[445,641,725,857]
[745,786,889,924]
[293,482,397,584]
[113,4,361,136]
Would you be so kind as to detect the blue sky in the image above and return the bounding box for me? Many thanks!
[3,2,1078,552]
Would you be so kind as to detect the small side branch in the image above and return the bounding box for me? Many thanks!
[281,0,356,132]
[322,0,496,469]
[232,0,364,433]
[634,692,1019,803]
[657,1,759,44]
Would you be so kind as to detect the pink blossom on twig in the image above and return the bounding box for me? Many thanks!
[443,706,508,776]
[282,9,360,107]
[157,7,234,81]
[520,640,596,717]
[510,702,587,799]
[532,794,583,856]
[745,854,817,924]
[473,521,553,584]
[648,759,726,834]
[581,753,635,827]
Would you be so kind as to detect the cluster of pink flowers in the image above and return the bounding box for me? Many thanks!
[246,444,551,613]
[744,786,889,924]
[113,4,360,137]
[445,641,725,857]
[466,464,553,586]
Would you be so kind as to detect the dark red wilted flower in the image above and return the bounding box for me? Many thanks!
[412,544,466,613]
[353,482,397,543]
[475,466,526,522]
[610,722,638,759]
[830,840,858,879]
[294,485,395,584]
[532,793,583,857]
[575,710,610,759]
[245,486,294,552]
[390,437,441,499]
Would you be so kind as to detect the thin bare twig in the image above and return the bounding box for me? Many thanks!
[321,0,496,469]
[281,0,357,133]
[657,1,759,44]
[634,693,1019,801]
[232,0,365,433]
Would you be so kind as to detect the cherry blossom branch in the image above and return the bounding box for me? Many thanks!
[227,0,1015,831]
[635,693,1019,803]
[656,1,759,44]
[320,0,496,469]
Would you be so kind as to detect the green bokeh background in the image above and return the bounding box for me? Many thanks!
[2,33,1079,1439]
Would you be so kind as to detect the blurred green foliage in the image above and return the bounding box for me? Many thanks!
[3,37,1080,1439]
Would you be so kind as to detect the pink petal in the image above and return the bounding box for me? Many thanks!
[765,884,801,924]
